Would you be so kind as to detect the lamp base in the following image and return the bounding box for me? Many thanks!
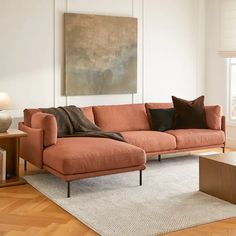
[0,111,12,132]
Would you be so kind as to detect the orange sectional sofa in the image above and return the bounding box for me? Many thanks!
[19,103,225,197]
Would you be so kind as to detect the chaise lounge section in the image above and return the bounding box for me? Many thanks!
[19,103,225,197]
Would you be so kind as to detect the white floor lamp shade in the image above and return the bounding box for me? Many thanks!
[0,92,12,132]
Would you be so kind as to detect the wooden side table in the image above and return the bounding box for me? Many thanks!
[0,129,27,187]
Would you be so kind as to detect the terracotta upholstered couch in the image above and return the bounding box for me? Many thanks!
[19,103,225,197]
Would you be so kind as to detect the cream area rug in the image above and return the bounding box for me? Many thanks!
[24,155,236,236]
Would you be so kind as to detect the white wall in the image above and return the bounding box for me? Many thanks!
[205,0,227,110]
[0,0,205,126]
[144,0,205,102]
[0,0,54,114]
[205,0,236,148]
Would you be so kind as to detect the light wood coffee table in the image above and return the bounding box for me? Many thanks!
[199,152,236,204]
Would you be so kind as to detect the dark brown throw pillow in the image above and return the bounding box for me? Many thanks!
[172,96,207,129]
[149,108,175,131]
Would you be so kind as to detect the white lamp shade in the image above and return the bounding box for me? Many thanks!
[0,92,11,110]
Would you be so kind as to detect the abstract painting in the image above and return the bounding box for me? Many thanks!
[64,13,137,95]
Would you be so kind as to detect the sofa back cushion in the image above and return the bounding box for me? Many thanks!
[146,103,173,110]
[146,103,222,130]
[24,106,95,127]
[93,104,150,132]
[80,106,95,123]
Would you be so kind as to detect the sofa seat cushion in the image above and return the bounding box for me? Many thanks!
[165,129,225,149]
[121,131,176,153]
[43,137,146,175]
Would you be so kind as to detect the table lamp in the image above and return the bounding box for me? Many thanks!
[0,92,12,132]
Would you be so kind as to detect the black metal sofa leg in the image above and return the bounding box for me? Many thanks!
[24,160,27,171]
[67,171,142,197]
[222,147,225,153]
[139,170,142,186]
[67,181,71,198]
[158,154,161,162]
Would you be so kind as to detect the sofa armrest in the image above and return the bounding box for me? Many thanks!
[18,122,44,169]
[31,112,57,147]
[205,105,222,130]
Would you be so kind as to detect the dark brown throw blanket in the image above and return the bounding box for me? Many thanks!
[41,106,125,142]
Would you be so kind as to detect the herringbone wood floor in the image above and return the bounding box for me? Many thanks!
[1,149,236,236]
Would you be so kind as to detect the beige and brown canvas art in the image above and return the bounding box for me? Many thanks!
[64,13,137,95]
